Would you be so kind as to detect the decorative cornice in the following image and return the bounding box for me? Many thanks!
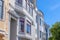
[0,29,8,36]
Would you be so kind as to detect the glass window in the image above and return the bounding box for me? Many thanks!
[41,20,44,26]
[16,0,22,6]
[25,0,28,9]
[0,0,3,19]
[30,7,33,16]
[36,15,38,23]
[19,17,25,33]
[25,0,33,16]
[26,21,31,34]
[40,19,41,26]
[40,31,41,37]
[35,29,37,34]
[18,0,22,4]
[18,37,21,40]
[29,0,33,3]
[27,4,30,12]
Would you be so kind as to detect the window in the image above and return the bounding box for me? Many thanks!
[27,4,30,12]
[25,0,33,16]
[35,29,37,34]
[18,0,22,4]
[29,0,33,3]
[16,0,22,6]
[19,17,25,33]
[40,19,41,26]
[30,6,33,16]
[25,0,27,9]
[18,37,21,40]
[40,31,41,38]
[0,0,3,20]
[41,20,44,26]
[26,0,30,12]
[26,21,31,34]
[36,15,38,23]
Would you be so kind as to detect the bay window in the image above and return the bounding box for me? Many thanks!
[0,0,3,20]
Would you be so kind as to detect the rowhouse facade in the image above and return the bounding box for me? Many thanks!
[0,0,49,40]
[0,0,9,40]
[9,0,36,40]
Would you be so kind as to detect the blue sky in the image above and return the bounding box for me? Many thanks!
[37,0,60,27]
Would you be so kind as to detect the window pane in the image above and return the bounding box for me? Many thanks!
[30,7,33,16]
[18,37,21,40]
[26,21,31,34]
[16,0,22,6]
[27,24,31,33]
[40,31,41,38]
[27,4,29,12]
[0,7,2,19]
[19,18,25,33]
[0,0,3,19]
[0,1,2,6]
[20,21,24,32]
[40,19,41,26]
[29,0,33,3]
[36,15,38,23]
[42,21,43,26]
[18,0,22,4]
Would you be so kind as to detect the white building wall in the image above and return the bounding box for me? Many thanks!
[33,10,38,40]
[9,0,15,7]
[8,0,48,40]
[23,0,26,9]
[31,25,36,40]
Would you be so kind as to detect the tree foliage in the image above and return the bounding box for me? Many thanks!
[49,22,60,40]
[49,37,53,40]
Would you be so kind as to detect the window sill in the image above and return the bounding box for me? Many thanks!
[26,33,31,35]
[18,32,25,34]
